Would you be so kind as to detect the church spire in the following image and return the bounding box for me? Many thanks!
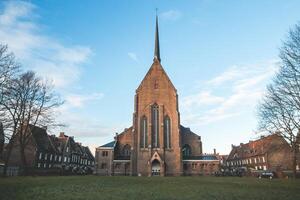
[154,13,161,62]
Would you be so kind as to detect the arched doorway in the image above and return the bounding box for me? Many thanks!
[151,159,161,176]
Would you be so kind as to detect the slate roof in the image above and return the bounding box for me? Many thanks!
[183,155,218,161]
[180,125,200,137]
[30,125,56,153]
[100,141,115,148]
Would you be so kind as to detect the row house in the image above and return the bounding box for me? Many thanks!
[226,134,293,177]
[6,125,94,176]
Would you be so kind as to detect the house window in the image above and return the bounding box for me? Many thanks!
[44,153,48,160]
[115,163,121,169]
[140,116,148,148]
[58,156,61,162]
[44,163,47,168]
[37,163,41,168]
[50,154,53,161]
[101,163,107,169]
[151,104,159,148]
[39,152,42,160]
[249,159,252,164]
[254,158,257,163]
[49,164,52,168]
[164,116,171,149]
[123,144,131,157]
[102,151,108,157]
[192,163,197,169]
[54,155,57,161]
[263,165,267,170]
[64,156,67,162]
[262,156,265,163]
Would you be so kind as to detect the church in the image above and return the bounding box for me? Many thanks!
[95,16,219,176]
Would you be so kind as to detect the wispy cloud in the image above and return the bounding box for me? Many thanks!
[128,52,138,62]
[65,92,104,108]
[181,60,279,126]
[161,10,182,21]
[0,1,92,88]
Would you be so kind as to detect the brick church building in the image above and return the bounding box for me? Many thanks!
[95,16,219,176]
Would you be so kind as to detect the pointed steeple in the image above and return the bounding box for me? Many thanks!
[154,14,161,62]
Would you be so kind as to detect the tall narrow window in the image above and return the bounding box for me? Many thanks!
[151,104,159,148]
[182,144,191,157]
[164,116,171,148]
[140,116,148,148]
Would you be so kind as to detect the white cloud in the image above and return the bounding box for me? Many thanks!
[65,92,104,108]
[161,10,182,21]
[0,1,92,88]
[181,91,224,110]
[128,52,138,62]
[181,60,279,126]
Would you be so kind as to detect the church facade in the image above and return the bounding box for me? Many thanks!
[95,16,219,176]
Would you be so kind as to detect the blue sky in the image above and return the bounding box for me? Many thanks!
[1,0,300,154]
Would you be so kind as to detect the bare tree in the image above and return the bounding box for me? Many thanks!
[0,122,4,156]
[258,23,300,178]
[0,44,19,88]
[0,44,20,175]
[0,71,63,175]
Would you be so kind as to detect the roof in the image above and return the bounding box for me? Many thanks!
[180,125,200,137]
[100,141,115,148]
[30,125,56,153]
[183,155,218,161]
[227,134,290,161]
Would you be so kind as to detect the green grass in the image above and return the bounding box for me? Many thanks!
[0,176,300,200]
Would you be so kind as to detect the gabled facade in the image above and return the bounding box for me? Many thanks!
[96,16,219,176]
[225,134,293,176]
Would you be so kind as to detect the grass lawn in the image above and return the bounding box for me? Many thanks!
[0,176,300,200]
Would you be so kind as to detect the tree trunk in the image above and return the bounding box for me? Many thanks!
[20,145,27,176]
[2,140,14,177]
[292,145,297,179]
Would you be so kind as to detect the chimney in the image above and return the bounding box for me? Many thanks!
[114,132,118,141]
[213,148,216,155]
[59,132,65,137]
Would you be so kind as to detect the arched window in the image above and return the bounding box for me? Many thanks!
[123,144,131,157]
[182,144,192,157]
[164,116,171,149]
[151,104,159,148]
[140,116,147,148]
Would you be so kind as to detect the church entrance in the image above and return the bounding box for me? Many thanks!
[151,159,161,176]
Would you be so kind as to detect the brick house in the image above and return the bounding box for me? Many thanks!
[6,125,94,176]
[95,16,219,176]
[7,125,62,176]
[225,134,293,177]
